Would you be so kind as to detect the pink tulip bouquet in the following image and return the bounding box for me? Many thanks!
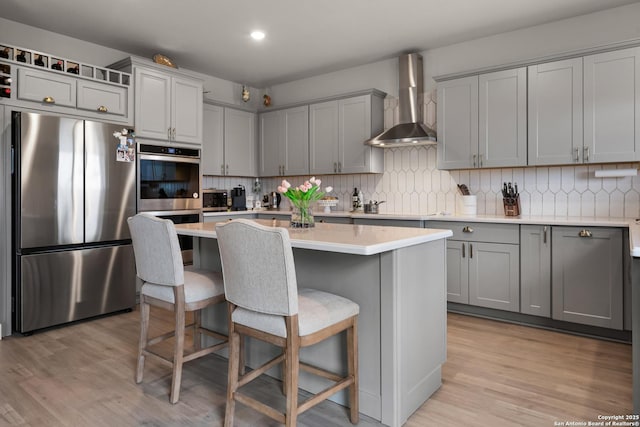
[277,177,333,227]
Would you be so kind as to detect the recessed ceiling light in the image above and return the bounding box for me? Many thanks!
[251,31,265,41]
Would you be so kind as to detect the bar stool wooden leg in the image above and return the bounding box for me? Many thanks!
[136,296,150,384]
[348,319,359,424]
[170,287,186,404]
[193,310,202,351]
[224,329,240,427]
[284,316,300,427]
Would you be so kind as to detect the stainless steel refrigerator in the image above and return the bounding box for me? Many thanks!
[12,111,136,333]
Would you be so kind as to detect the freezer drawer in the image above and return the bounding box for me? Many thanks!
[17,245,136,333]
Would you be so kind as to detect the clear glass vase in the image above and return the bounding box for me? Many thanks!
[290,205,314,228]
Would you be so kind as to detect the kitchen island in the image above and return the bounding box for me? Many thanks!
[175,220,452,427]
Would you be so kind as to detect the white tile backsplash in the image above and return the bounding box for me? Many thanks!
[203,92,640,218]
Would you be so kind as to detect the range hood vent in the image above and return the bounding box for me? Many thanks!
[365,53,436,147]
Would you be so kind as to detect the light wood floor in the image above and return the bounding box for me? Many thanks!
[0,309,631,426]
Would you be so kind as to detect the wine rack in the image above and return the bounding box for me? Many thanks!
[0,62,10,99]
[0,42,131,87]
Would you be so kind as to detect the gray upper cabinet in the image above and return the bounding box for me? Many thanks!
[520,224,551,317]
[134,66,203,145]
[202,104,257,177]
[437,68,526,169]
[551,226,623,329]
[584,47,640,163]
[17,67,77,108]
[437,76,478,169]
[528,58,583,165]
[225,108,257,177]
[259,105,309,177]
[201,103,224,175]
[479,68,527,167]
[310,92,384,175]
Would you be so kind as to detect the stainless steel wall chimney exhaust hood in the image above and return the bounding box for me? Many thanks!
[365,53,437,147]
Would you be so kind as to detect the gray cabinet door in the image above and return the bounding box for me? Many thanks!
[352,218,422,227]
[468,242,520,312]
[171,76,203,144]
[224,108,256,177]
[528,58,583,165]
[134,67,171,141]
[282,105,309,175]
[309,100,339,175]
[437,76,478,169]
[552,226,623,329]
[202,103,224,175]
[479,68,527,168]
[584,47,640,163]
[520,225,551,317]
[338,94,383,174]
[259,109,282,176]
[446,240,469,304]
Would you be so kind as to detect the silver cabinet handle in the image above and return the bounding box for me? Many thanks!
[221,164,225,175]
[470,243,473,259]
[543,226,547,244]
[574,147,580,162]
[226,164,229,175]
[579,229,592,238]
[338,162,342,172]
[168,128,172,140]
[584,146,590,162]
[472,154,477,167]
[462,226,473,233]
[462,242,465,258]
[172,128,176,140]
[479,154,483,167]
[333,162,337,173]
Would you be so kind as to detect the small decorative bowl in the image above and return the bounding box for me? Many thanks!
[317,199,339,213]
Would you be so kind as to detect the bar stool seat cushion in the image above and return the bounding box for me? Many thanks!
[141,267,224,304]
[232,288,359,337]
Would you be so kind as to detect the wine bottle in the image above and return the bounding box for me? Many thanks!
[16,51,26,63]
[0,48,9,59]
[34,55,44,67]
[67,65,79,74]
[51,60,62,71]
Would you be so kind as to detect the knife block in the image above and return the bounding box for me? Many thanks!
[503,195,520,216]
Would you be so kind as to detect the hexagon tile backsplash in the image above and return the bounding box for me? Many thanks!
[204,91,640,219]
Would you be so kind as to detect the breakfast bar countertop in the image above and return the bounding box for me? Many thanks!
[175,219,452,256]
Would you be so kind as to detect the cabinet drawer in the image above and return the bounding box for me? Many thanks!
[426,221,519,244]
[77,80,127,116]
[17,68,76,107]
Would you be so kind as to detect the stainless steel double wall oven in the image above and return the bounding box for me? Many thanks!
[137,143,202,262]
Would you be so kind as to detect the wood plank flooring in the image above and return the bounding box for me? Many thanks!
[0,309,631,426]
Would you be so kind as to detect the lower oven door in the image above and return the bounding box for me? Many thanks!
[148,210,201,265]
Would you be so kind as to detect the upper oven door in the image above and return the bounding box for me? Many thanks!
[137,150,202,212]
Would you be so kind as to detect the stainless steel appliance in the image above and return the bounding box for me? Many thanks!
[137,143,202,263]
[202,189,228,212]
[12,111,136,333]
[137,144,201,212]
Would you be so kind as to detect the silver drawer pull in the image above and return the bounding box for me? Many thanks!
[462,226,473,233]
[469,243,473,258]
[578,229,592,238]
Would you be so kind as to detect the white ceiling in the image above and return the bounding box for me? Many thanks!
[1,0,638,87]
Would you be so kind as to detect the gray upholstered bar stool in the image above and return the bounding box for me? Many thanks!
[127,213,228,404]
[216,219,359,427]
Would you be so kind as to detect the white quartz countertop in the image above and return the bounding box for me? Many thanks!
[175,219,452,255]
[200,210,640,257]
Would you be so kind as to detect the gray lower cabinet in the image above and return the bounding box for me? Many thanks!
[257,213,290,221]
[520,225,551,317]
[551,226,623,329]
[203,213,256,223]
[353,218,423,227]
[428,221,520,312]
[316,215,352,224]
